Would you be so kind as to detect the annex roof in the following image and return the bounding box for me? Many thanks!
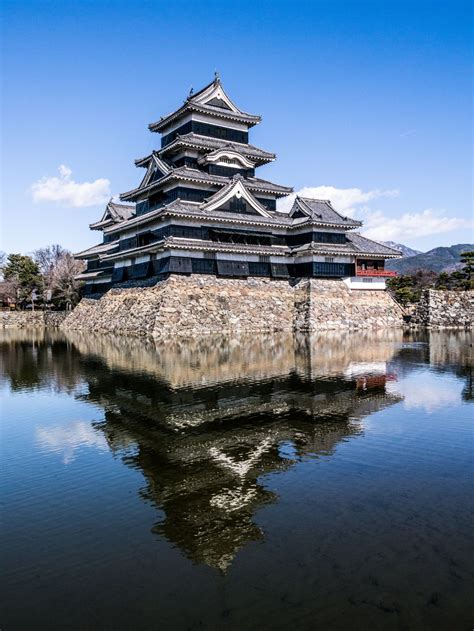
[345,232,402,257]
[289,197,362,229]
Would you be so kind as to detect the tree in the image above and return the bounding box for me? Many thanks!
[3,254,42,304]
[34,244,67,277]
[0,251,6,279]
[460,251,474,288]
[49,253,85,309]
[386,275,420,305]
[0,276,20,306]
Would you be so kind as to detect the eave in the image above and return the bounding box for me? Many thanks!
[89,219,114,230]
[75,241,119,259]
[288,220,361,231]
[75,269,113,280]
[157,134,275,165]
[101,237,290,263]
[103,204,289,236]
[120,169,292,202]
[149,102,261,133]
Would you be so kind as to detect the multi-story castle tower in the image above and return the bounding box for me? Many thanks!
[77,76,400,293]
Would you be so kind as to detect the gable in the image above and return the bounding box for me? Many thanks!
[205,97,232,110]
[191,80,241,114]
[201,178,272,217]
[140,157,169,188]
[290,208,307,219]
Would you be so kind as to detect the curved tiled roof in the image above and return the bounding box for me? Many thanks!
[157,133,275,164]
[121,166,292,201]
[346,232,402,256]
[149,78,261,132]
[149,102,260,133]
[89,200,136,230]
[290,197,362,228]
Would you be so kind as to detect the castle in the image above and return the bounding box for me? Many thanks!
[76,76,400,294]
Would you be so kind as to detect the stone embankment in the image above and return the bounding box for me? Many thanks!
[62,275,405,336]
[412,289,473,329]
[294,279,404,331]
[1,310,68,328]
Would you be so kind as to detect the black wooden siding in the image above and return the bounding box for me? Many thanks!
[161,121,248,147]
[105,258,355,286]
[286,232,347,246]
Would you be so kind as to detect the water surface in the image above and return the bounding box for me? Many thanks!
[1,329,473,630]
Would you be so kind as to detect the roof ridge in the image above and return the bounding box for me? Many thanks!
[297,196,331,203]
[298,196,362,223]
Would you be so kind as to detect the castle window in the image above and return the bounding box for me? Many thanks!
[325,257,334,263]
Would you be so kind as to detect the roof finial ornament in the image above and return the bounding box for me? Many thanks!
[214,69,220,82]
[188,85,194,98]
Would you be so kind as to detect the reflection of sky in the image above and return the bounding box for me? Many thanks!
[387,370,464,413]
[344,362,387,377]
[36,421,108,464]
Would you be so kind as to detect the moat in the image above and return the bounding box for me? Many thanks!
[1,328,472,630]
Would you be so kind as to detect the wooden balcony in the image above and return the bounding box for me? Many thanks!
[356,268,397,277]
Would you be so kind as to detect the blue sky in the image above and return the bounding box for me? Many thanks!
[2,0,472,254]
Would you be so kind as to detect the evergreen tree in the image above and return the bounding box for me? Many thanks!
[460,251,474,287]
[3,254,42,303]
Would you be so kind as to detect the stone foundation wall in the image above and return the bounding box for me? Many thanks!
[1,310,68,328]
[412,290,473,328]
[62,275,404,336]
[294,279,405,331]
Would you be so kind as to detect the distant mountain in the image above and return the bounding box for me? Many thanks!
[386,243,473,274]
[381,241,422,257]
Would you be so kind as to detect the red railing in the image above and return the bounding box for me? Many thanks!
[356,269,397,277]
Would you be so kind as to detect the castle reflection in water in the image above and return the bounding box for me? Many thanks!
[1,328,471,571]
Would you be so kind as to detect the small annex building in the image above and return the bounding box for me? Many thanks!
[76,76,401,294]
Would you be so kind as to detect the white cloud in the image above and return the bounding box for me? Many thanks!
[278,184,469,242]
[31,165,111,207]
[362,208,468,242]
[277,185,398,215]
[387,373,463,413]
[36,420,108,464]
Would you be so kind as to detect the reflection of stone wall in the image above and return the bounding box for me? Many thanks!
[294,329,404,377]
[427,330,473,367]
[59,328,406,390]
[413,290,473,329]
[1,311,67,328]
[63,329,296,388]
[62,275,404,336]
